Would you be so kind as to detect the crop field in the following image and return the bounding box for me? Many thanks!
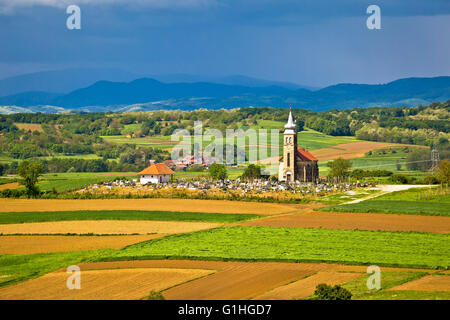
[242,211,450,234]
[324,200,450,216]
[255,271,364,300]
[322,189,450,216]
[0,235,166,254]
[13,123,43,132]
[0,198,294,214]
[0,210,260,224]
[388,274,450,291]
[0,220,221,235]
[311,142,409,161]
[0,267,215,300]
[67,260,449,300]
[101,226,450,269]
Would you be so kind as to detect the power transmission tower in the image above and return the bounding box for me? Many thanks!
[431,142,440,172]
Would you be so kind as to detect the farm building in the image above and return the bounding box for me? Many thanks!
[138,163,175,184]
[278,109,319,182]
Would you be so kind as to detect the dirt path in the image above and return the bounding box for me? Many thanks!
[345,185,432,204]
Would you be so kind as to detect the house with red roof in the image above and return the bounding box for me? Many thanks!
[138,163,175,184]
[278,109,319,182]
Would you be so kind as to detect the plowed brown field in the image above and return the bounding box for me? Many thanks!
[76,260,437,300]
[0,268,215,300]
[0,260,438,300]
[0,198,294,215]
[311,142,420,160]
[242,210,450,234]
[0,220,220,235]
[0,234,167,254]
[388,275,450,291]
[0,183,19,191]
[254,271,363,300]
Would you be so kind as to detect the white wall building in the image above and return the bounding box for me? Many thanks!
[138,163,174,184]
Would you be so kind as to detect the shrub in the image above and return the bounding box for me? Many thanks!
[147,290,165,300]
[389,174,409,184]
[313,283,352,300]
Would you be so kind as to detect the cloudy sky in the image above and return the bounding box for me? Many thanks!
[1,0,449,87]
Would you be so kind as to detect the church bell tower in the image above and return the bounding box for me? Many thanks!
[282,108,297,182]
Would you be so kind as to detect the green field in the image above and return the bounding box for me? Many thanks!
[322,188,450,216]
[100,226,450,269]
[0,250,112,288]
[0,210,259,224]
[336,271,450,300]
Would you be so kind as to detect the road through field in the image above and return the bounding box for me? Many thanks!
[0,198,294,215]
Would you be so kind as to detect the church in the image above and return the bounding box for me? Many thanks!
[278,109,319,182]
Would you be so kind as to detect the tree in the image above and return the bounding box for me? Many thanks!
[241,164,262,180]
[209,163,227,180]
[436,159,450,186]
[327,158,352,181]
[18,160,43,197]
[396,160,402,171]
[313,284,352,300]
[147,290,165,300]
[0,163,4,176]
[295,119,305,132]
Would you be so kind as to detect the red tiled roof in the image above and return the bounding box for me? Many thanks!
[138,163,175,175]
[297,148,318,161]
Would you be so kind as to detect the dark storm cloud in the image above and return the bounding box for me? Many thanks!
[1,0,449,86]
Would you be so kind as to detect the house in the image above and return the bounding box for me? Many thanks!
[138,163,175,184]
[278,109,319,182]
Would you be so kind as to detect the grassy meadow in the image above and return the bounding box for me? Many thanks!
[322,187,450,216]
[100,226,450,269]
[0,210,260,224]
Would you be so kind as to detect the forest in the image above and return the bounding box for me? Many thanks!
[0,101,448,174]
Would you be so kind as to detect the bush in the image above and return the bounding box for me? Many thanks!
[147,290,165,300]
[389,174,410,184]
[313,283,352,300]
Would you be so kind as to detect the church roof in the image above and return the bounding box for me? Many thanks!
[138,163,175,175]
[297,148,318,161]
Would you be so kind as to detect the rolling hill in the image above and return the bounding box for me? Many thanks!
[0,76,449,113]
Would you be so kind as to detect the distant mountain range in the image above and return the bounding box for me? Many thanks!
[0,71,449,113]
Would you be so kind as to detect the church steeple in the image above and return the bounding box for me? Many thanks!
[284,107,296,134]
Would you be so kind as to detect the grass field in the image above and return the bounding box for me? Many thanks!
[322,188,450,216]
[0,250,111,288]
[0,210,260,224]
[101,226,450,269]
[323,201,450,216]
